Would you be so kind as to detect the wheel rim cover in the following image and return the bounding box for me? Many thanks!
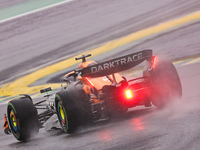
[58,103,65,124]
[10,110,18,132]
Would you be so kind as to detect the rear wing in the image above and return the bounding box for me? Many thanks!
[81,49,152,78]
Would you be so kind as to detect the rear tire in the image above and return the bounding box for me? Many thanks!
[7,97,39,141]
[148,58,182,108]
[55,84,92,133]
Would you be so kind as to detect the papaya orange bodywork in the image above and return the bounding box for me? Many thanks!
[66,58,124,104]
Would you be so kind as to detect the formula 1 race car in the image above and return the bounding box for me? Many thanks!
[3,49,182,141]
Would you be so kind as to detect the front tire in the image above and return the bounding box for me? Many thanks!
[7,97,39,141]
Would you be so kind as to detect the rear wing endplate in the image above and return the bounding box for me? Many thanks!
[81,49,152,78]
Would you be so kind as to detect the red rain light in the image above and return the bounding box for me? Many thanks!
[125,89,133,99]
[152,56,157,69]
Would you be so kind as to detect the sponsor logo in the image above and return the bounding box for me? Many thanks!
[91,52,143,73]
[102,76,113,82]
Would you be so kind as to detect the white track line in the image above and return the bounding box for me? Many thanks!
[0,0,75,24]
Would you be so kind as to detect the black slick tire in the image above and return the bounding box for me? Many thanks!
[7,97,39,141]
[149,58,182,108]
[55,84,92,133]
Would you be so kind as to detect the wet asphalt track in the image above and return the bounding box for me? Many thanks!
[0,0,200,149]
[1,0,200,82]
